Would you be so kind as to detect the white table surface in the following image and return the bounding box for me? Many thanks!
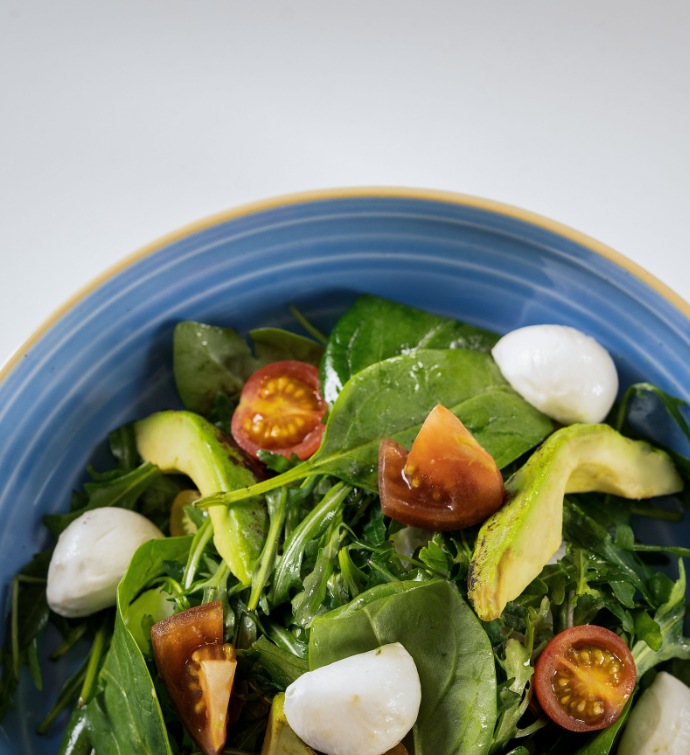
[2,0,689,369]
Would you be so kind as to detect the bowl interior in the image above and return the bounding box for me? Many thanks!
[1,191,689,752]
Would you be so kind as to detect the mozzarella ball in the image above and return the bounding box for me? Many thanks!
[618,672,690,755]
[284,642,421,755]
[492,324,618,425]
[47,507,164,617]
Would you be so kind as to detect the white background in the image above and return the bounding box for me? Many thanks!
[1,1,689,367]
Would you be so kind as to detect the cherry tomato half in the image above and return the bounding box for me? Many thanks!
[379,404,504,530]
[231,360,327,461]
[534,624,636,732]
[151,600,237,755]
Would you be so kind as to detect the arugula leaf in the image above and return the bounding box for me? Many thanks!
[490,597,551,752]
[43,463,162,537]
[249,635,308,689]
[633,559,690,676]
[563,501,654,604]
[0,551,51,720]
[271,482,352,605]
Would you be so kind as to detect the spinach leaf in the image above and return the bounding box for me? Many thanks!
[249,327,324,365]
[321,294,499,403]
[219,349,553,503]
[63,538,191,754]
[313,349,552,484]
[173,321,323,416]
[309,579,497,755]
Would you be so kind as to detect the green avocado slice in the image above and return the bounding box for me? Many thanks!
[260,693,315,755]
[134,410,267,585]
[468,423,683,621]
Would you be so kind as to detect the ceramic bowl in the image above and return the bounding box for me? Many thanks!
[1,188,689,752]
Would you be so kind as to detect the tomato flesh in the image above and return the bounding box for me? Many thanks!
[379,404,504,530]
[534,625,636,732]
[231,360,327,460]
[151,600,237,755]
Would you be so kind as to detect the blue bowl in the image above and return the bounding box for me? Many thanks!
[1,188,689,752]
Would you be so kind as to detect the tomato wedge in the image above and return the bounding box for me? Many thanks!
[231,360,327,460]
[379,404,504,530]
[151,601,237,755]
[534,625,636,732]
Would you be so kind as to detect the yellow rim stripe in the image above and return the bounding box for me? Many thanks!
[2,186,688,383]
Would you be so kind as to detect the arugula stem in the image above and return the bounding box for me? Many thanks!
[10,576,19,682]
[266,624,308,658]
[27,639,42,692]
[78,617,110,707]
[630,503,683,522]
[564,591,575,630]
[248,488,289,612]
[515,718,547,738]
[198,561,231,604]
[37,657,88,734]
[289,304,328,345]
[183,516,213,591]
[50,622,88,661]
[196,464,314,508]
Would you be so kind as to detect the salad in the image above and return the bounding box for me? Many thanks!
[1,294,689,754]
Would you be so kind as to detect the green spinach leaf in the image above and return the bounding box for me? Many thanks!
[219,348,553,503]
[63,538,191,754]
[173,321,323,416]
[321,294,498,403]
[309,579,497,755]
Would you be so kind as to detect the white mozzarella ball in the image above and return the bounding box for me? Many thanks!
[284,642,421,755]
[47,507,164,617]
[618,672,690,754]
[492,324,618,425]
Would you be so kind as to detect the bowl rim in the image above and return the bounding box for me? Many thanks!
[2,185,688,385]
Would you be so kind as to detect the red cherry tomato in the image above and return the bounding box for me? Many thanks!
[231,360,327,460]
[534,625,636,732]
[379,404,504,530]
[151,601,237,755]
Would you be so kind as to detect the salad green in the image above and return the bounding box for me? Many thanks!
[1,294,690,754]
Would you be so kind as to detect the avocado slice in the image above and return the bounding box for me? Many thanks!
[134,411,267,586]
[468,423,683,621]
[260,693,315,755]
